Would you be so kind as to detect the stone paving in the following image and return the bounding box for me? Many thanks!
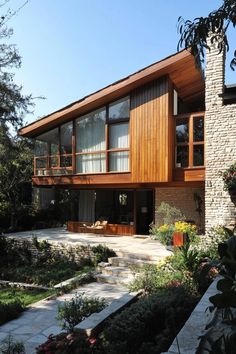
[7,227,171,261]
[0,282,128,354]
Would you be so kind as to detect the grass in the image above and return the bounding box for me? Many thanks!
[0,263,95,287]
[0,287,55,306]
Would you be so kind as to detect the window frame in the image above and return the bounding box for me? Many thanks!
[175,112,205,169]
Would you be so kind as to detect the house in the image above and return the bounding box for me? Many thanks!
[19,43,236,235]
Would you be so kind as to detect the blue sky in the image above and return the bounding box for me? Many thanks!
[3,0,235,124]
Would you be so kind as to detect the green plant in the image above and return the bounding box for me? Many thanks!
[0,335,25,354]
[155,202,184,226]
[150,224,174,245]
[91,245,117,265]
[57,292,108,331]
[174,221,197,242]
[36,330,92,354]
[0,300,25,326]
[102,286,198,354]
[223,162,236,192]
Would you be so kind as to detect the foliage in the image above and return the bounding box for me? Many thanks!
[154,202,184,226]
[0,287,54,307]
[0,123,33,231]
[0,335,25,354]
[91,245,117,265]
[178,0,236,70]
[150,223,174,245]
[0,236,95,286]
[36,330,93,354]
[57,292,108,331]
[174,221,197,242]
[101,286,198,354]
[0,300,25,326]
[0,18,33,128]
[222,162,236,192]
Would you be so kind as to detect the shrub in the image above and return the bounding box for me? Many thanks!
[150,224,174,245]
[155,202,184,226]
[102,286,198,354]
[174,221,197,242]
[0,335,25,354]
[36,330,92,354]
[0,300,25,326]
[222,162,236,192]
[57,293,108,331]
[91,245,117,264]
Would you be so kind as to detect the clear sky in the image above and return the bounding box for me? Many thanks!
[3,0,236,125]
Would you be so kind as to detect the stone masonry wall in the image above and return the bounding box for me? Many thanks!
[205,38,236,230]
[155,187,205,232]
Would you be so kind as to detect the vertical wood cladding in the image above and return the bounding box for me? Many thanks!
[130,76,171,182]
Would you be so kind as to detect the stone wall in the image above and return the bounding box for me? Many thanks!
[205,38,236,230]
[155,187,205,232]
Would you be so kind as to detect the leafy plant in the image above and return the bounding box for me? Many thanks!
[0,300,25,326]
[36,330,92,354]
[91,245,117,265]
[174,221,197,242]
[0,335,25,354]
[150,223,174,245]
[155,202,184,226]
[57,292,108,331]
[222,162,236,192]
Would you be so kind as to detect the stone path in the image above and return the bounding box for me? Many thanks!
[0,282,128,354]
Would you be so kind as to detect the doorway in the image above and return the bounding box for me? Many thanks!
[136,190,154,235]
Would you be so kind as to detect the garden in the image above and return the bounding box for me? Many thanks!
[0,235,116,328]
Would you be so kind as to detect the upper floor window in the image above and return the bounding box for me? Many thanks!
[34,96,130,176]
[175,113,204,168]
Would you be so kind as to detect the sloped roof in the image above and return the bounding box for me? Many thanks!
[19,49,205,137]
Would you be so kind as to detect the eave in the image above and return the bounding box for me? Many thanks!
[19,49,205,138]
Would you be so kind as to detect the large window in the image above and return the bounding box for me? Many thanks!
[76,96,130,174]
[175,113,204,168]
[34,96,130,176]
[34,123,72,176]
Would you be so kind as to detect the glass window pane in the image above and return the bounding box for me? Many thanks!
[109,123,129,149]
[193,117,204,142]
[176,118,189,143]
[50,156,58,167]
[176,146,189,168]
[109,151,129,172]
[61,155,72,167]
[36,157,47,169]
[36,128,59,156]
[109,97,129,120]
[194,145,204,166]
[76,108,106,153]
[76,153,105,173]
[35,140,47,156]
[61,122,72,154]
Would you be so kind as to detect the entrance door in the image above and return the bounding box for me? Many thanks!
[136,190,154,235]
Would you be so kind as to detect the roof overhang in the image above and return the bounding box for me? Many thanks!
[19,49,205,138]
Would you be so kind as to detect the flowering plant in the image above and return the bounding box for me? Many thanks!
[174,221,197,242]
[222,162,236,192]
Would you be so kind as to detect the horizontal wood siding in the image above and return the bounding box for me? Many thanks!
[130,77,171,183]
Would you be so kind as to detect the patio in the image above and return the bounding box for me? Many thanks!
[6,227,171,262]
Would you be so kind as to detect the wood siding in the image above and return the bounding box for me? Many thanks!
[130,77,171,183]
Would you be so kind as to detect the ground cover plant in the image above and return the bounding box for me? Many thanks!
[0,236,107,286]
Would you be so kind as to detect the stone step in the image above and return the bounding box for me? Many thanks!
[96,273,134,286]
[108,256,155,267]
[99,265,133,277]
[115,250,160,262]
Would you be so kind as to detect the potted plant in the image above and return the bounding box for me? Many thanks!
[172,221,197,247]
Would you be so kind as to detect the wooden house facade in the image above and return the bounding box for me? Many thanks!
[19,50,205,235]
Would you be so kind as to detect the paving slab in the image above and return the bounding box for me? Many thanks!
[0,282,127,354]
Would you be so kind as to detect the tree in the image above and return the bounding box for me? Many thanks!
[178,0,236,70]
[0,16,33,128]
[0,123,33,230]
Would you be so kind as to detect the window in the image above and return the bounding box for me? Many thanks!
[34,96,130,176]
[76,107,106,173]
[175,114,204,168]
